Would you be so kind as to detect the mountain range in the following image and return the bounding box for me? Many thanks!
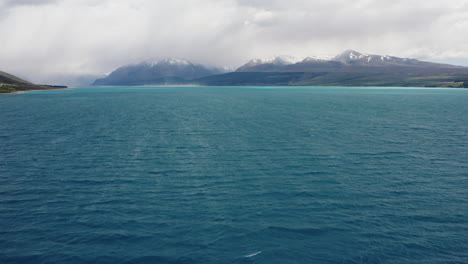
[236,50,462,72]
[200,50,468,87]
[92,50,468,88]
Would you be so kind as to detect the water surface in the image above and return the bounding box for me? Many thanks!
[1,86,467,263]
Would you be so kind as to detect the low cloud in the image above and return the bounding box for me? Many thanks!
[2,0,59,6]
[0,0,468,82]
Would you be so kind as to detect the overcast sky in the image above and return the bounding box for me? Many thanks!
[1,0,468,82]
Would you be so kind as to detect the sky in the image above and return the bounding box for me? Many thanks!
[1,0,468,83]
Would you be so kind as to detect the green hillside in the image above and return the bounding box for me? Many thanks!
[0,71,32,84]
[0,71,66,93]
[195,72,468,88]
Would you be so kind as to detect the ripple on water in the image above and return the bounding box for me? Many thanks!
[0,87,467,264]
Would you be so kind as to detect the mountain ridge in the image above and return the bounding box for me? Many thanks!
[236,50,464,73]
[91,51,468,88]
[93,58,225,86]
[198,50,468,87]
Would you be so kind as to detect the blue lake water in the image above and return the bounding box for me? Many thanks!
[0,86,467,263]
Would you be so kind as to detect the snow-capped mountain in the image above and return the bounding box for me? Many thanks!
[333,50,458,68]
[93,58,225,86]
[236,50,461,72]
[92,51,468,87]
[270,55,301,65]
[146,58,192,67]
[301,57,329,63]
[237,56,301,71]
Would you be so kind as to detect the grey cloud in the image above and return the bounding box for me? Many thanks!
[0,0,467,83]
[2,0,59,6]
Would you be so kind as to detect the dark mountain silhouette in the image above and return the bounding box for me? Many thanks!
[93,58,225,86]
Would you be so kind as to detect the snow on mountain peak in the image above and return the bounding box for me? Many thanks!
[240,50,430,70]
[271,55,301,65]
[143,58,193,67]
[334,50,365,62]
[348,51,371,60]
[244,58,267,67]
[161,58,191,65]
[246,55,301,66]
[301,56,331,63]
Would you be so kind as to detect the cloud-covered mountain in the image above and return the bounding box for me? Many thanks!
[93,59,225,86]
[34,73,105,87]
[91,51,468,88]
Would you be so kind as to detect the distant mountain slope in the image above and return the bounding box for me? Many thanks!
[93,58,224,86]
[0,71,65,93]
[196,50,468,88]
[195,72,324,86]
[236,50,465,73]
[36,73,106,87]
[195,71,468,88]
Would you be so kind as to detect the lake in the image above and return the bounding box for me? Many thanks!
[1,86,467,263]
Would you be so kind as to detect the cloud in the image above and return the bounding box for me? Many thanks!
[2,0,59,7]
[0,0,468,82]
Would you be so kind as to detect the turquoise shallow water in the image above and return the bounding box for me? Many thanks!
[0,86,467,263]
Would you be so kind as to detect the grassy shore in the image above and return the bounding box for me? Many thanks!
[0,84,68,94]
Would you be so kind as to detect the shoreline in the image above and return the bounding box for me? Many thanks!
[6,88,70,95]
[2,86,467,95]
